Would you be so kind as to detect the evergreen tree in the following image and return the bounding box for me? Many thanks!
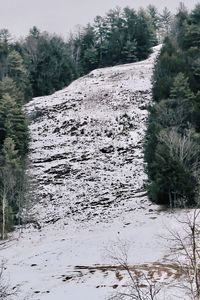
[122,39,138,63]
[0,29,10,80]
[0,76,23,105]
[7,50,31,101]
[147,4,159,31]
[134,9,155,59]
[0,92,28,157]
[158,7,173,40]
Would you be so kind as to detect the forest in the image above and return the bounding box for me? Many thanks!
[145,3,200,208]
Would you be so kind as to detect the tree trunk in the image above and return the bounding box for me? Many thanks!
[2,193,6,240]
[169,189,173,209]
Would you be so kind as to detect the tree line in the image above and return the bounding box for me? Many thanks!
[145,3,200,208]
[14,5,171,97]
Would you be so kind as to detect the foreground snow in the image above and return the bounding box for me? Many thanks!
[2,209,189,300]
[1,45,189,299]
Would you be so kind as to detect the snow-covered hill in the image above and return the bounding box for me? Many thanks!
[24,46,161,226]
[1,45,188,300]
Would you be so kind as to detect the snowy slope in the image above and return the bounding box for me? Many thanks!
[24,46,161,226]
[1,45,189,300]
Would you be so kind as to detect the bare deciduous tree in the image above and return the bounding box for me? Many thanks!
[158,129,200,170]
[107,241,162,300]
[168,210,200,300]
[0,167,15,240]
[158,128,200,207]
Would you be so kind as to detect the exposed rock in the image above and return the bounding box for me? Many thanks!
[100,145,115,154]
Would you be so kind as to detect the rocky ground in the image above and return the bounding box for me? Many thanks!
[24,46,161,226]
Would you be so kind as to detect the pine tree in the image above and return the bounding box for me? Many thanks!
[0,29,10,80]
[170,73,194,100]
[134,9,155,59]
[122,39,138,63]
[0,91,28,157]
[7,50,31,102]
[0,76,23,105]
[158,7,173,40]
[147,5,159,29]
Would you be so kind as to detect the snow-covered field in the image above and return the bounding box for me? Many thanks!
[1,45,190,299]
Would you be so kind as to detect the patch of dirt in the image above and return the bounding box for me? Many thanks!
[60,262,183,287]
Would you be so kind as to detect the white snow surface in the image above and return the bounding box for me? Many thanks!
[1,45,190,299]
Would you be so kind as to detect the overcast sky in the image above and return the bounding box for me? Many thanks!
[0,0,199,39]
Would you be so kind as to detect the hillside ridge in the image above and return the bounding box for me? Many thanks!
[25,45,161,226]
